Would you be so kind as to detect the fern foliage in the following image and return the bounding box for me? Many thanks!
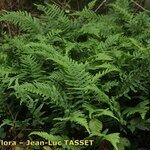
[0,0,150,150]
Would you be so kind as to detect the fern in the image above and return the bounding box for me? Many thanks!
[20,55,43,79]
[123,100,149,119]
[0,1,150,149]
[0,11,42,33]
[54,111,90,134]
[110,0,133,22]
[103,133,120,150]
[0,66,17,77]
[83,103,119,121]
[36,3,71,31]
[30,132,82,150]
[13,81,67,108]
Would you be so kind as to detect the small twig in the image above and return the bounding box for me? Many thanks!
[131,0,150,13]
[95,0,107,12]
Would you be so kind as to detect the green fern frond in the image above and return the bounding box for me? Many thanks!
[25,43,69,68]
[110,0,133,22]
[83,103,119,121]
[36,3,71,30]
[89,118,103,135]
[123,100,149,119]
[102,80,119,92]
[54,111,90,133]
[88,0,97,10]
[103,133,120,150]
[98,34,121,51]
[89,63,120,82]
[20,55,43,79]
[13,81,67,108]
[36,3,66,19]
[0,1,150,148]
[25,42,94,102]
[73,7,97,20]
[0,11,42,33]
[89,52,113,63]
[92,70,115,82]
[0,66,18,77]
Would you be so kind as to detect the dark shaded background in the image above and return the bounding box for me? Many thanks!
[0,0,147,11]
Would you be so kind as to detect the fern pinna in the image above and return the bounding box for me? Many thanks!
[0,0,150,150]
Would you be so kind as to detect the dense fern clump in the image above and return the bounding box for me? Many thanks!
[0,0,150,149]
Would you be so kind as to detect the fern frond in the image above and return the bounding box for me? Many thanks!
[110,0,133,22]
[25,42,94,102]
[83,103,119,121]
[103,133,120,150]
[54,111,90,133]
[0,66,18,77]
[73,7,97,20]
[13,81,67,108]
[0,11,42,33]
[102,80,119,92]
[20,55,43,79]
[36,3,71,30]
[123,100,149,119]
[36,3,66,19]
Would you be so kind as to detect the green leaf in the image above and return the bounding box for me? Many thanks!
[54,111,90,134]
[94,109,119,121]
[123,100,149,119]
[103,133,120,150]
[88,0,97,10]
[90,53,113,61]
[89,118,103,135]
